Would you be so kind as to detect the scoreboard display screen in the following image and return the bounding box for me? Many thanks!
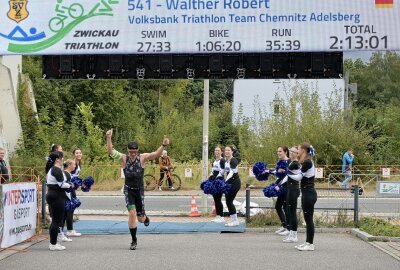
[1,0,398,55]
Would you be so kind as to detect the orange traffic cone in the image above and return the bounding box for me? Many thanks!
[211,201,216,216]
[189,196,201,217]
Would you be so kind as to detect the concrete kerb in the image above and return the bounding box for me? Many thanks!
[245,227,351,233]
[351,228,400,242]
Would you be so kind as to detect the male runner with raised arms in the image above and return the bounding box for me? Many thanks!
[106,129,169,250]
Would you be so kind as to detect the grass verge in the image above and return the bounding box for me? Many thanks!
[359,217,400,237]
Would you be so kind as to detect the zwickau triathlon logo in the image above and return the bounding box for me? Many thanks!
[7,0,29,23]
[1,0,119,53]
[375,0,394,8]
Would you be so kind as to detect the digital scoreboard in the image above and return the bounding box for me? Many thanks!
[1,0,399,55]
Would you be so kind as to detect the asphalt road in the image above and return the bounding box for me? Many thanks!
[0,233,399,270]
[77,195,400,214]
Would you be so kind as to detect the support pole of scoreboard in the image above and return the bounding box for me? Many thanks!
[201,79,209,214]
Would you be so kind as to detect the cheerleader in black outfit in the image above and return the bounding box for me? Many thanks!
[282,146,302,243]
[210,145,225,223]
[296,143,317,251]
[63,148,83,237]
[274,146,290,236]
[223,145,241,227]
[46,151,74,251]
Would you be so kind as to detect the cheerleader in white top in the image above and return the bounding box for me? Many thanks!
[282,146,303,243]
[209,146,225,223]
[62,148,83,237]
[222,145,241,227]
[45,151,74,251]
[296,143,317,251]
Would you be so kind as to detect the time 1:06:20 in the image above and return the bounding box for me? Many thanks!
[196,41,242,52]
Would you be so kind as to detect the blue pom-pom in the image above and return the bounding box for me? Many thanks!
[252,162,267,176]
[81,176,95,192]
[256,171,270,181]
[201,179,231,195]
[275,160,288,179]
[65,197,81,211]
[222,182,231,194]
[71,176,82,190]
[71,197,81,209]
[200,179,214,194]
[215,179,231,194]
[263,183,285,198]
[200,180,207,191]
[65,199,73,212]
[213,179,224,193]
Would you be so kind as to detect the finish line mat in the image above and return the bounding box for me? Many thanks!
[73,220,246,234]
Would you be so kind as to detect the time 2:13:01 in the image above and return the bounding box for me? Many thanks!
[330,35,388,49]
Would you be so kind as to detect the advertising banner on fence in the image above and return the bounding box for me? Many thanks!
[0,183,37,248]
[0,0,399,55]
[0,187,4,248]
[377,181,400,197]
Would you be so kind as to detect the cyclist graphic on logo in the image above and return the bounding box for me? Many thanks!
[48,0,84,32]
[48,0,116,32]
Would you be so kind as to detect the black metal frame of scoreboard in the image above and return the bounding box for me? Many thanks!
[42,52,343,80]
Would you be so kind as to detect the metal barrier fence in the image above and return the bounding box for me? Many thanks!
[244,183,360,226]
[5,164,400,188]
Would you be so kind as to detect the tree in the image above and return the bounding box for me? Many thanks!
[235,81,372,165]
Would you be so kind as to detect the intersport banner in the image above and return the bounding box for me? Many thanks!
[0,183,37,248]
[0,0,399,55]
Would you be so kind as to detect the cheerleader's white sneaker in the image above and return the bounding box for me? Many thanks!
[297,243,315,251]
[57,232,72,242]
[283,236,298,243]
[49,243,66,251]
[66,230,82,237]
[278,229,290,236]
[275,227,285,234]
[294,242,307,249]
[211,216,225,223]
[224,220,240,227]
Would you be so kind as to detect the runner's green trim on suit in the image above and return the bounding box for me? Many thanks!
[110,149,123,161]
[127,204,136,211]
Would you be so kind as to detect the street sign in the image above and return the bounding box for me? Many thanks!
[382,167,391,178]
[315,167,324,179]
[184,168,192,178]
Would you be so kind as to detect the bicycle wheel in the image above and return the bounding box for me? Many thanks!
[68,3,84,18]
[48,17,64,32]
[169,174,181,191]
[143,174,156,191]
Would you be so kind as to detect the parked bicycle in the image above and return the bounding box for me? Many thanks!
[144,168,181,191]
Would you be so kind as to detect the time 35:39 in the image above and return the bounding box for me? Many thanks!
[265,40,301,51]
